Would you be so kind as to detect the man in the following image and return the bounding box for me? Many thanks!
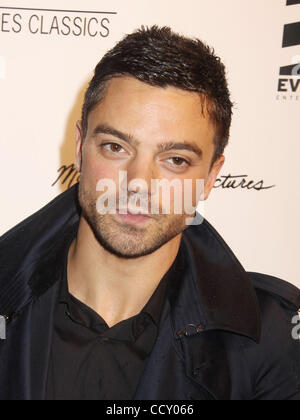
[0,26,299,401]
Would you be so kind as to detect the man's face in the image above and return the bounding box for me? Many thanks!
[76,76,224,258]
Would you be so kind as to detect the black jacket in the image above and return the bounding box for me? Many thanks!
[0,184,300,400]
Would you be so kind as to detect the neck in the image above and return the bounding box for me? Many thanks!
[67,217,182,327]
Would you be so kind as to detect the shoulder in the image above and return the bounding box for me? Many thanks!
[247,272,299,348]
[0,184,79,245]
[0,185,80,314]
[0,184,80,275]
[248,271,300,312]
[245,272,300,399]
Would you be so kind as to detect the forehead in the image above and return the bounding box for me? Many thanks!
[87,76,215,148]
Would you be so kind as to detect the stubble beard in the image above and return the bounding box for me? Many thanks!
[78,183,187,259]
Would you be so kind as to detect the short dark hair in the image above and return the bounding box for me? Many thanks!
[81,26,233,163]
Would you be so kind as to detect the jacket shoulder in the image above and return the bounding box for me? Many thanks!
[248,271,300,311]
[0,184,79,244]
[244,272,300,400]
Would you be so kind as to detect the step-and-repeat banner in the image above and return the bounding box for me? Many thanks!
[1,0,299,286]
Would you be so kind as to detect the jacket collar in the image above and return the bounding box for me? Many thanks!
[171,222,261,342]
[0,183,261,343]
[0,184,80,317]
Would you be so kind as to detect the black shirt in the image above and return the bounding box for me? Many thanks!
[46,236,183,400]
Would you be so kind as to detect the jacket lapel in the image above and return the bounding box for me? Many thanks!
[179,331,233,400]
[134,301,214,400]
[179,222,261,341]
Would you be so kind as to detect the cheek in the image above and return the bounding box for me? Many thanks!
[81,154,119,190]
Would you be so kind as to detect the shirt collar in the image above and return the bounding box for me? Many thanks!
[141,246,184,326]
[56,231,179,337]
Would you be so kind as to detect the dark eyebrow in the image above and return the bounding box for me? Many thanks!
[92,124,140,147]
[157,142,203,159]
[92,123,202,158]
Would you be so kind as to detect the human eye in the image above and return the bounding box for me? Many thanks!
[166,156,190,168]
[101,142,126,154]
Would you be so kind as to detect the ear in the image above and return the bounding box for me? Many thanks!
[75,120,84,173]
[204,155,225,200]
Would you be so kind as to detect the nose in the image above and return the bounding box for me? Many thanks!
[125,155,156,196]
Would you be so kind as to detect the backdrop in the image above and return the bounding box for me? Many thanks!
[1,0,299,286]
